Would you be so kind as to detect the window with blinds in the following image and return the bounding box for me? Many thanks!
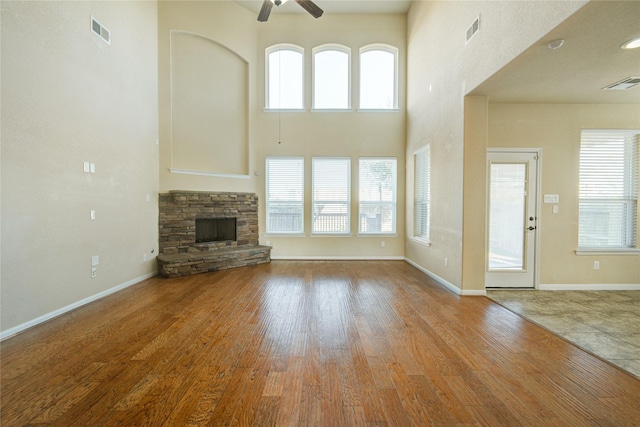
[359,158,397,234]
[414,145,431,242]
[312,157,351,234]
[578,130,639,249]
[265,157,304,234]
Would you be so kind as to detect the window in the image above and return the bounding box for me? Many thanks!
[313,44,350,109]
[578,130,638,250]
[266,157,304,234]
[312,157,351,234]
[359,44,398,110]
[414,145,430,242]
[266,44,304,109]
[359,158,397,234]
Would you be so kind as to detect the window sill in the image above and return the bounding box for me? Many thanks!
[575,248,639,256]
[311,108,353,113]
[410,237,431,247]
[311,233,353,237]
[264,108,306,113]
[357,108,401,113]
[357,233,398,237]
[264,233,306,238]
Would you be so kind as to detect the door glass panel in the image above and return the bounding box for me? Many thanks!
[488,163,526,270]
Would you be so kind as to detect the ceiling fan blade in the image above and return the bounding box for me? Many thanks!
[295,0,324,18]
[257,0,273,22]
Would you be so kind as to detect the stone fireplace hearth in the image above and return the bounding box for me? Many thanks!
[157,191,271,277]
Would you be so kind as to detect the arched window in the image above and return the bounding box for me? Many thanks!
[266,44,304,109]
[313,44,350,110]
[359,44,398,110]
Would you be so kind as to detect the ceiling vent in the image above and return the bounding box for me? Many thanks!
[602,77,640,90]
[91,17,110,45]
[466,15,480,44]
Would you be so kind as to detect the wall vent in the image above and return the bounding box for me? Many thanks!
[91,17,110,45]
[602,76,640,90]
[466,15,480,44]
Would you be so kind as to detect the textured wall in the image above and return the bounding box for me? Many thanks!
[1,1,159,334]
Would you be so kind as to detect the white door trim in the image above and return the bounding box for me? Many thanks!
[486,148,542,289]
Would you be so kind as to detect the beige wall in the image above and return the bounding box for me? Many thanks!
[406,0,586,292]
[159,4,406,258]
[488,103,640,286]
[158,1,258,192]
[1,1,159,334]
[256,14,407,258]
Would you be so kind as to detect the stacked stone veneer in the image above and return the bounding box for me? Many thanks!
[157,191,270,277]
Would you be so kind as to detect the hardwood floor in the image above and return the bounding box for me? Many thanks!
[2,260,640,426]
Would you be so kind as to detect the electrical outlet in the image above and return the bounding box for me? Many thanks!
[445,257,449,267]
[83,161,91,173]
[381,241,386,248]
[143,253,148,262]
[594,261,600,270]
[91,268,97,278]
[90,210,96,220]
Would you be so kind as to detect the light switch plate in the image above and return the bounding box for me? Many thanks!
[543,194,559,204]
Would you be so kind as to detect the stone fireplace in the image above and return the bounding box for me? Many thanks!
[157,191,271,277]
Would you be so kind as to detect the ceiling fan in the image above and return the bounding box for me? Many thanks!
[258,0,324,22]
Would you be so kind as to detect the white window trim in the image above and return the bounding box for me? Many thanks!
[312,43,351,111]
[413,145,431,244]
[265,156,305,235]
[312,157,351,235]
[577,129,639,252]
[359,43,399,110]
[265,43,305,111]
[358,157,397,235]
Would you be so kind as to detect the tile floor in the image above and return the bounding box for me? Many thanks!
[487,290,640,378]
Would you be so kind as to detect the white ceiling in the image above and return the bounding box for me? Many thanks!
[470,1,640,104]
[238,0,640,105]
[236,0,412,16]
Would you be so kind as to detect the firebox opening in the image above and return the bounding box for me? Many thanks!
[195,218,237,243]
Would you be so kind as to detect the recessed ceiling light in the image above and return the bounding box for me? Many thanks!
[547,39,564,50]
[621,36,640,50]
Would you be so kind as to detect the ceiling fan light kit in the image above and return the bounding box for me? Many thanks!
[258,0,324,22]
[621,36,640,50]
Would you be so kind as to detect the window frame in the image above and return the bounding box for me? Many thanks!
[312,157,352,235]
[577,129,639,254]
[358,157,397,235]
[413,145,431,245]
[265,156,305,235]
[358,44,399,111]
[312,44,352,111]
[265,43,305,111]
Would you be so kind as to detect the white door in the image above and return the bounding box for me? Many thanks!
[486,151,538,288]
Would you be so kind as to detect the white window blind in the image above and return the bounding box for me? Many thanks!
[578,130,639,249]
[266,45,304,109]
[266,157,304,234]
[359,158,397,234]
[414,145,431,242]
[312,157,351,234]
[313,46,350,109]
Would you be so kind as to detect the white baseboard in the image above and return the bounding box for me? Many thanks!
[402,258,485,295]
[538,283,640,291]
[271,255,405,261]
[0,271,157,341]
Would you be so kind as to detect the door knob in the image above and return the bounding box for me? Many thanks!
[527,226,536,231]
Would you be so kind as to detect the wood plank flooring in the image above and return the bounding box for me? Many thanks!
[2,260,640,426]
